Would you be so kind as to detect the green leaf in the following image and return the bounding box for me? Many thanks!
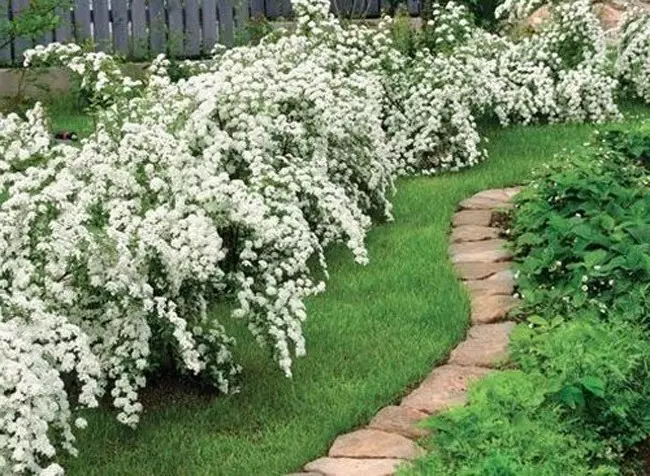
[557,385,585,409]
[579,376,605,398]
[584,249,608,268]
[527,315,549,327]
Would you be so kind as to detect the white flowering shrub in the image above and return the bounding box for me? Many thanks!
[1,1,397,473]
[618,7,650,103]
[23,43,143,110]
[423,1,476,53]
[488,0,620,124]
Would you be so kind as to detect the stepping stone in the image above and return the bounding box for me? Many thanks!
[451,239,512,264]
[470,188,521,202]
[451,225,500,243]
[305,458,406,476]
[465,279,514,297]
[471,295,519,324]
[329,429,424,460]
[452,210,493,227]
[287,473,321,476]
[459,196,514,211]
[448,322,516,367]
[368,405,430,439]
[401,365,490,414]
[502,187,522,199]
[488,269,516,283]
[454,261,511,281]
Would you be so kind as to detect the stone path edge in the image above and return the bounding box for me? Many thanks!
[288,187,521,476]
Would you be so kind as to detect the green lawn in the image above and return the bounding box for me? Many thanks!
[32,101,650,475]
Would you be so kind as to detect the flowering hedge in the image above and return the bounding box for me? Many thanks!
[618,7,650,103]
[0,0,631,473]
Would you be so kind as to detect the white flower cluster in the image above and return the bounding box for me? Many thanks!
[24,43,143,109]
[467,0,620,124]
[1,0,627,473]
[617,7,650,102]
[495,0,548,23]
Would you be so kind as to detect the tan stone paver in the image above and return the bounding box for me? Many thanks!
[305,458,407,476]
[452,209,493,227]
[329,429,425,460]
[451,239,512,264]
[465,279,514,297]
[459,196,514,211]
[454,261,511,281]
[470,295,519,324]
[400,364,491,414]
[368,406,430,439]
[451,225,500,243]
[448,322,516,368]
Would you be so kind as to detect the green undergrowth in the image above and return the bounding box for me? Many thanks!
[408,117,650,476]
[6,98,650,475]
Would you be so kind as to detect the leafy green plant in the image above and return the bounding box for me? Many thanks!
[406,371,618,476]
[510,148,650,322]
[235,15,276,46]
[0,0,71,54]
[512,316,650,450]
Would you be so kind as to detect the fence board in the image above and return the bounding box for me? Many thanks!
[250,0,264,18]
[277,0,291,18]
[112,0,129,54]
[0,0,10,64]
[92,0,110,51]
[55,5,73,42]
[11,0,31,62]
[130,0,147,58]
[149,0,166,54]
[407,0,418,15]
[265,0,278,19]
[336,0,353,16]
[235,0,249,28]
[366,0,379,16]
[184,0,201,56]
[202,0,218,54]
[217,0,234,46]
[37,31,54,47]
[167,0,183,56]
[350,0,366,16]
[74,0,92,41]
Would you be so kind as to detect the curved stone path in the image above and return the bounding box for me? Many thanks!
[290,187,521,476]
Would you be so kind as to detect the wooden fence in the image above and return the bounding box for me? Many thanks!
[0,0,420,65]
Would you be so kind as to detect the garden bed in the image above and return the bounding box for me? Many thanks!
[407,125,650,475]
[5,0,650,473]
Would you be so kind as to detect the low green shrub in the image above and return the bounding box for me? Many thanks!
[512,316,650,451]
[510,150,650,322]
[406,371,618,475]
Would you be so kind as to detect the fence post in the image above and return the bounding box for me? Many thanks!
[202,0,218,54]
[54,5,73,43]
[149,0,166,55]
[0,0,11,64]
[167,0,184,57]
[185,0,201,56]
[11,0,31,63]
[217,0,234,47]
[112,0,129,54]
[74,0,91,42]
[131,0,148,59]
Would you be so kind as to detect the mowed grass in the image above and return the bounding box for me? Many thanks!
[30,100,650,475]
